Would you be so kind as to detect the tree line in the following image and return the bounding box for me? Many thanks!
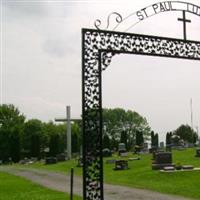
[102,108,152,150]
[0,104,81,163]
[0,105,153,162]
[1,104,196,163]
[166,124,198,147]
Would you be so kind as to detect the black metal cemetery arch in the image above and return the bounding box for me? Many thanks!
[82,2,200,200]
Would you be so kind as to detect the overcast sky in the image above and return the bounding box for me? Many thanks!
[1,0,200,142]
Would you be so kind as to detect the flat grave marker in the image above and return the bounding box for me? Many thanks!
[114,160,129,170]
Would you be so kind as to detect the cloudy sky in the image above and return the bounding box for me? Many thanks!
[1,0,200,141]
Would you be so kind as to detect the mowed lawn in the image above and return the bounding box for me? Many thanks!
[15,148,200,199]
[104,148,200,199]
[0,171,82,200]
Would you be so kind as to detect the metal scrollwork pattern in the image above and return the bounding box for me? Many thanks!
[82,28,200,200]
[94,12,123,31]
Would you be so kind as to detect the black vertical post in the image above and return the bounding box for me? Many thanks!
[183,11,186,41]
[81,29,87,200]
[98,51,104,200]
[70,168,74,200]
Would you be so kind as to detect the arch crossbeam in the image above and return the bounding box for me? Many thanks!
[82,28,200,200]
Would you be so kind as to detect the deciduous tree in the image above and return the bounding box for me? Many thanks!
[0,104,25,162]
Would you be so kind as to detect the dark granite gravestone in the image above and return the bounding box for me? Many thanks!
[152,152,174,170]
[103,148,112,157]
[45,157,57,164]
[114,160,128,170]
[118,143,126,155]
[56,153,66,162]
[156,152,172,163]
[195,148,200,157]
[152,150,164,160]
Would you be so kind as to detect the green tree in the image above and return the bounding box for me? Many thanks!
[71,122,81,153]
[49,133,60,156]
[166,132,172,146]
[43,121,58,157]
[151,131,159,148]
[136,130,144,146]
[120,130,128,149]
[165,132,172,151]
[0,104,25,162]
[23,119,43,158]
[174,124,198,144]
[103,134,111,149]
[103,108,151,150]
[151,131,155,147]
[55,123,67,153]
[154,133,159,148]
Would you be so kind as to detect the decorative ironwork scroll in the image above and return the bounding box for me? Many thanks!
[82,28,200,200]
[94,1,200,32]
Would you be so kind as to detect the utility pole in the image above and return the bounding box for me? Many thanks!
[67,106,71,160]
[190,98,193,130]
[196,126,199,136]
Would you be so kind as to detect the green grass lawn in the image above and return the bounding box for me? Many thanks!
[14,148,200,199]
[18,158,82,176]
[104,149,200,199]
[0,171,82,200]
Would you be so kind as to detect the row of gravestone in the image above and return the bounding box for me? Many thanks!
[104,147,200,171]
[103,145,200,171]
[45,153,67,164]
[152,148,200,171]
[44,147,200,167]
[45,147,200,167]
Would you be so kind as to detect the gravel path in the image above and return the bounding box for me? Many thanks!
[0,166,193,200]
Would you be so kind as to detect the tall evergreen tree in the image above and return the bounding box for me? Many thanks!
[154,133,159,148]
[71,122,81,153]
[136,130,144,146]
[120,130,128,149]
[23,119,43,158]
[49,133,60,156]
[72,132,79,153]
[103,134,111,149]
[166,132,172,146]
[151,131,155,147]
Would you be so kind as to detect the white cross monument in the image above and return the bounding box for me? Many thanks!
[55,106,81,159]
